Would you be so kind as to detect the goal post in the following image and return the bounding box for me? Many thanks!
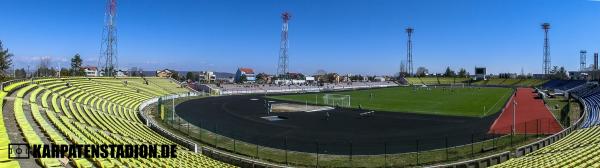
[323,94,351,108]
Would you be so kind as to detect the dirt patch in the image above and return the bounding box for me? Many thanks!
[271,103,331,112]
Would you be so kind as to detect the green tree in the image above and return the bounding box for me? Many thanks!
[255,73,269,84]
[350,75,364,81]
[444,67,455,77]
[237,75,247,83]
[70,54,84,76]
[368,76,375,81]
[288,72,305,80]
[186,72,194,81]
[550,66,568,80]
[0,41,14,79]
[458,68,467,78]
[60,68,70,77]
[171,71,180,81]
[326,73,338,83]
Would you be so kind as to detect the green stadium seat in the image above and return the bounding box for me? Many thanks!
[2,77,233,168]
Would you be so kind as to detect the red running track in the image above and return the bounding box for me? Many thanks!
[489,88,562,134]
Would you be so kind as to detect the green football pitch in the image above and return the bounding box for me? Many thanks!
[267,86,514,117]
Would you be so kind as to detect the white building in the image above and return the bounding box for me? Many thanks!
[235,68,256,83]
[199,71,216,83]
[116,69,127,77]
[83,66,98,77]
[305,76,315,83]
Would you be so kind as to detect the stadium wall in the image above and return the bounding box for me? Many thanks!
[201,147,291,168]
[217,83,398,95]
[429,151,511,168]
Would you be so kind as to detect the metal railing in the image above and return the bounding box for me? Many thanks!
[155,89,563,167]
[138,92,200,153]
[432,94,586,167]
[513,96,586,157]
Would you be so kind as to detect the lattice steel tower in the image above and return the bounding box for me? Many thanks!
[542,23,551,75]
[406,27,414,76]
[98,0,118,77]
[581,50,587,71]
[277,12,291,78]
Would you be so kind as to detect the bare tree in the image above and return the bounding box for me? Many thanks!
[36,57,52,77]
[315,69,327,76]
[399,60,409,77]
[416,67,428,77]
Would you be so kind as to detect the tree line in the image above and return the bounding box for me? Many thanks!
[12,53,87,78]
[0,40,94,80]
[405,66,469,78]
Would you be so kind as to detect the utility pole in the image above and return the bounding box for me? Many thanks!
[513,100,517,133]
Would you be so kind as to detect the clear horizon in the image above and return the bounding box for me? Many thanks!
[2,0,600,76]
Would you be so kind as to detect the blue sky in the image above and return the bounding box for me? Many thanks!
[1,0,600,75]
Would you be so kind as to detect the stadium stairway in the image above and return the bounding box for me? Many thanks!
[1,81,32,168]
[1,78,235,168]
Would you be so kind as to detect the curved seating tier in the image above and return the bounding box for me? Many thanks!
[493,126,600,167]
[1,78,234,168]
[471,79,548,87]
[542,80,586,90]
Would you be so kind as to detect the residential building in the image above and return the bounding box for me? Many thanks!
[234,68,255,83]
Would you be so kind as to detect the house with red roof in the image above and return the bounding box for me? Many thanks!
[234,67,256,83]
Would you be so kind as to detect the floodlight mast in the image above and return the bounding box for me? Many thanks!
[98,0,118,77]
[406,27,414,76]
[580,50,587,71]
[541,23,551,76]
[277,12,291,79]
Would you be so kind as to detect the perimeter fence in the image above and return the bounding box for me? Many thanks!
[156,96,553,167]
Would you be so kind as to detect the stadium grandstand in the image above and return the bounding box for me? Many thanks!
[541,80,588,91]
[402,77,549,87]
[403,77,469,85]
[1,77,233,168]
[3,76,597,167]
[207,81,397,95]
[3,1,600,167]
[471,79,548,87]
